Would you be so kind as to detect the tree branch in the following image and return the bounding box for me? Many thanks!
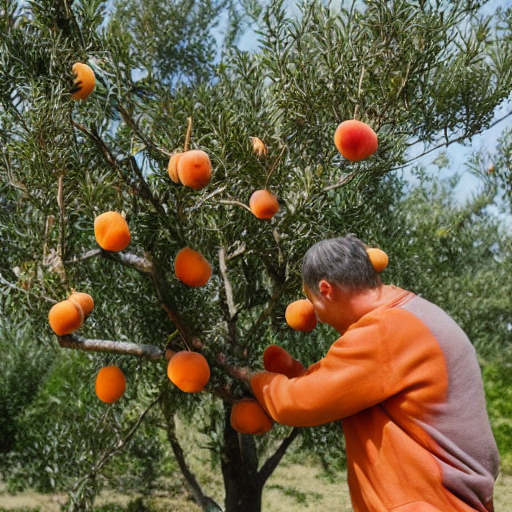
[57,334,165,360]
[117,103,172,158]
[322,171,359,192]
[246,283,285,343]
[163,410,223,512]
[218,199,252,212]
[218,247,237,319]
[65,249,154,274]
[0,272,57,304]
[71,393,162,491]
[184,116,193,152]
[258,427,301,483]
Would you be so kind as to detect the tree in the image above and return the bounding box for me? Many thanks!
[2,0,512,510]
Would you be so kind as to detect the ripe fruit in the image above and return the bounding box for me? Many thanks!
[263,345,306,378]
[168,153,183,183]
[94,211,131,252]
[71,62,96,100]
[174,247,212,287]
[167,351,211,393]
[334,120,378,161]
[48,299,84,336]
[366,247,389,273]
[249,190,279,220]
[285,299,317,332]
[95,365,126,403]
[69,292,94,318]
[230,399,273,435]
[176,149,212,190]
[250,137,267,157]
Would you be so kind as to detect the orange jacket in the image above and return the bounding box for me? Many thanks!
[251,286,499,512]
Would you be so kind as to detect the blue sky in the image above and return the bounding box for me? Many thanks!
[234,0,512,208]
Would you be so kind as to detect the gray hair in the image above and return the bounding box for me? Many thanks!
[301,235,381,294]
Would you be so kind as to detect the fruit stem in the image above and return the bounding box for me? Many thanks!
[184,117,192,152]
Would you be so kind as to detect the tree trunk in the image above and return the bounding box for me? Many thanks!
[221,402,265,512]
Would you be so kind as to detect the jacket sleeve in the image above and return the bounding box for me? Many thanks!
[250,314,399,426]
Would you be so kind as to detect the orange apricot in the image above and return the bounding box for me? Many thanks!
[167,351,211,393]
[250,137,267,157]
[285,299,317,332]
[263,345,306,378]
[48,299,84,336]
[95,365,126,403]
[69,292,94,318]
[366,247,389,273]
[71,62,96,100]
[176,149,212,190]
[94,211,131,252]
[230,399,273,435]
[168,153,183,183]
[174,247,212,287]
[334,120,378,161]
[249,189,279,220]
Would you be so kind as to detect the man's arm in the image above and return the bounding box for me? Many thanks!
[250,316,397,426]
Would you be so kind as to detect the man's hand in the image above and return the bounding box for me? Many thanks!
[263,345,306,378]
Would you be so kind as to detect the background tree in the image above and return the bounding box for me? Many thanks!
[1,0,512,511]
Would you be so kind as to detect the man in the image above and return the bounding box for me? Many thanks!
[249,235,500,512]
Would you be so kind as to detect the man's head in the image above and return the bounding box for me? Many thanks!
[302,235,380,296]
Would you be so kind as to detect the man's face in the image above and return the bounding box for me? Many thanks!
[303,281,352,334]
[302,283,329,325]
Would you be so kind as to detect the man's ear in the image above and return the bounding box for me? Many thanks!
[318,279,334,299]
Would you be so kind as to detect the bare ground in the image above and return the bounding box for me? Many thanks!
[0,464,510,512]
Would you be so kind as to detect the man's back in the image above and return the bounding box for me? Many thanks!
[251,287,500,512]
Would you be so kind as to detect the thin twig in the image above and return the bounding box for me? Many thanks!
[0,273,58,304]
[117,104,172,158]
[226,243,246,262]
[57,334,165,360]
[72,393,162,490]
[219,199,252,212]
[246,284,285,342]
[185,185,227,213]
[353,65,365,120]
[184,117,193,152]
[160,303,191,351]
[65,249,154,274]
[323,171,359,192]
[265,145,287,189]
[56,174,67,283]
[218,246,237,319]
[65,248,102,264]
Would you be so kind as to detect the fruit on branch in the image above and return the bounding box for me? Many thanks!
[168,153,183,183]
[249,189,279,219]
[95,365,126,403]
[94,211,131,252]
[69,292,94,318]
[230,399,273,435]
[48,299,84,335]
[71,62,96,100]
[285,299,317,331]
[176,149,212,190]
[174,247,212,287]
[263,344,306,378]
[334,120,378,161]
[167,351,211,393]
[366,247,389,273]
[250,137,267,157]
